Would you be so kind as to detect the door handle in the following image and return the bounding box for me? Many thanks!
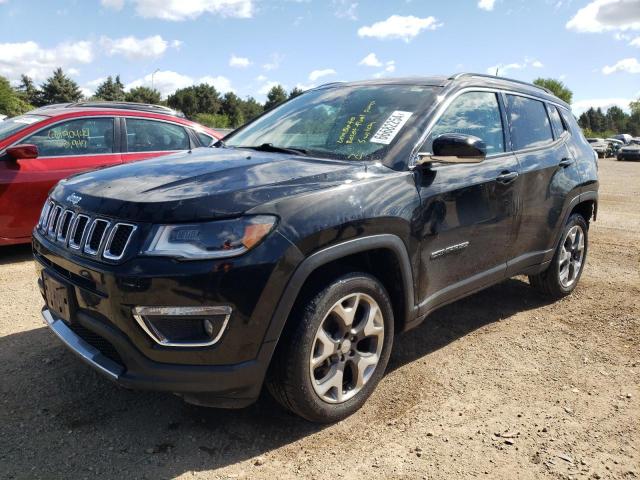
[559,157,574,167]
[496,171,519,183]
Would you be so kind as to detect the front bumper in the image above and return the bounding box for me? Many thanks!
[33,226,302,407]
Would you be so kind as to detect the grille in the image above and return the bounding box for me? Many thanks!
[84,219,110,255]
[104,224,136,260]
[37,198,137,262]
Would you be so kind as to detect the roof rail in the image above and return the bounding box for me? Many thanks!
[448,72,553,95]
[68,101,185,118]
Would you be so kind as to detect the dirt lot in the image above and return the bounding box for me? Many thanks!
[0,158,638,480]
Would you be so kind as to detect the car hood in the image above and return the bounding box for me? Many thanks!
[51,147,372,222]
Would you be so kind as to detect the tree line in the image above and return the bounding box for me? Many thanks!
[2,69,639,137]
[0,67,303,128]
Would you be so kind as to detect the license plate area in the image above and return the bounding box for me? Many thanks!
[43,272,75,323]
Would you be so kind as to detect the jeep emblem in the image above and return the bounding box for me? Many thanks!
[66,193,82,205]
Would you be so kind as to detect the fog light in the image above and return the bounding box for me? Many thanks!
[203,318,215,338]
[132,306,232,347]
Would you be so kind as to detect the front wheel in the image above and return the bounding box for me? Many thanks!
[529,213,588,298]
[267,272,394,423]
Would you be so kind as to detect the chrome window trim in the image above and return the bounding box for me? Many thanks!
[68,214,90,250]
[131,306,232,348]
[83,218,111,255]
[103,223,137,261]
[410,86,571,167]
[56,210,75,243]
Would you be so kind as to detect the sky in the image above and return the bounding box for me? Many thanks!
[0,0,639,114]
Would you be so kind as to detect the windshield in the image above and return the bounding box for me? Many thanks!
[0,115,46,142]
[225,85,437,161]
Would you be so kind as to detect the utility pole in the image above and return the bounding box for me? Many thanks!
[151,68,160,91]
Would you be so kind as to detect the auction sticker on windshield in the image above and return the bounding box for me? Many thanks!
[370,111,413,145]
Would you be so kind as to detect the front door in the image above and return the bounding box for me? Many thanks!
[413,91,519,314]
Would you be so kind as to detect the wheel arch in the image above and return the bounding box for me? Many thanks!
[262,234,416,348]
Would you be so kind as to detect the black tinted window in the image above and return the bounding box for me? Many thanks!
[24,118,115,157]
[506,95,553,150]
[126,119,190,152]
[427,91,505,155]
[196,131,214,146]
[548,105,566,139]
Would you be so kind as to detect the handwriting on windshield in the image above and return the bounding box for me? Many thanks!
[336,101,377,146]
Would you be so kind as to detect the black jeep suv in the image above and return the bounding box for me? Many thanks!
[33,74,598,423]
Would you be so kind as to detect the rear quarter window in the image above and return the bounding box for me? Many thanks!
[505,95,554,150]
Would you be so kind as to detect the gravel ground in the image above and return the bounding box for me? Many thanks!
[0,158,638,480]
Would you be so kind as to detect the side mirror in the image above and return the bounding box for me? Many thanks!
[6,144,39,160]
[417,134,487,165]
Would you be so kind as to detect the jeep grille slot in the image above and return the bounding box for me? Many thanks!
[38,201,53,229]
[56,210,74,242]
[84,219,110,255]
[47,206,62,237]
[104,223,136,260]
[69,215,90,249]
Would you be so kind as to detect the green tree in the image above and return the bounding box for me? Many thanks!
[289,87,304,99]
[125,86,161,104]
[533,78,573,104]
[40,67,83,104]
[630,98,640,116]
[167,84,221,118]
[239,96,263,123]
[94,75,126,101]
[578,111,590,131]
[605,106,627,133]
[264,84,288,110]
[220,92,245,127]
[0,76,32,116]
[16,74,42,107]
[193,112,231,129]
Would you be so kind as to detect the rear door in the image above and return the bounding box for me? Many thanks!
[504,94,581,275]
[414,90,520,313]
[0,116,119,242]
[121,117,193,163]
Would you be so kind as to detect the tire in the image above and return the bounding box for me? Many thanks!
[528,213,588,299]
[267,272,395,423]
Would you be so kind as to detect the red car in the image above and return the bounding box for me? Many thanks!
[0,102,221,246]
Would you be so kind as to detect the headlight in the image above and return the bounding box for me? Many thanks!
[142,215,277,260]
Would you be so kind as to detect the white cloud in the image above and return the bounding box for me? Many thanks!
[478,0,496,11]
[125,70,234,97]
[258,80,281,95]
[109,0,254,21]
[101,0,124,9]
[566,0,640,33]
[334,0,358,20]
[0,40,93,82]
[385,60,396,73]
[263,53,284,71]
[100,35,180,60]
[486,57,544,75]
[359,53,383,67]
[357,15,442,42]
[572,97,633,114]
[255,74,268,82]
[309,69,337,81]
[229,54,251,68]
[631,36,640,46]
[602,57,640,74]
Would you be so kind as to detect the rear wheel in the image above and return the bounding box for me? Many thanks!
[528,213,588,298]
[267,272,394,423]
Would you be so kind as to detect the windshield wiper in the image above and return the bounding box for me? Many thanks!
[237,143,308,156]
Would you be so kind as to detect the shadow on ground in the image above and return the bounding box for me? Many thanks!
[0,244,33,265]
[0,278,553,479]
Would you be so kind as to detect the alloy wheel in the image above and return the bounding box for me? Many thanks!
[558,225,585,288]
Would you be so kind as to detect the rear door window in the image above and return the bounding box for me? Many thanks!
[23,117,115,157]
[125,118,190,152]
[505,95,554,150]
[548,105,567,139]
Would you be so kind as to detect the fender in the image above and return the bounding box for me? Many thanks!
[261,234,416,346]
[545,190,598,263]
